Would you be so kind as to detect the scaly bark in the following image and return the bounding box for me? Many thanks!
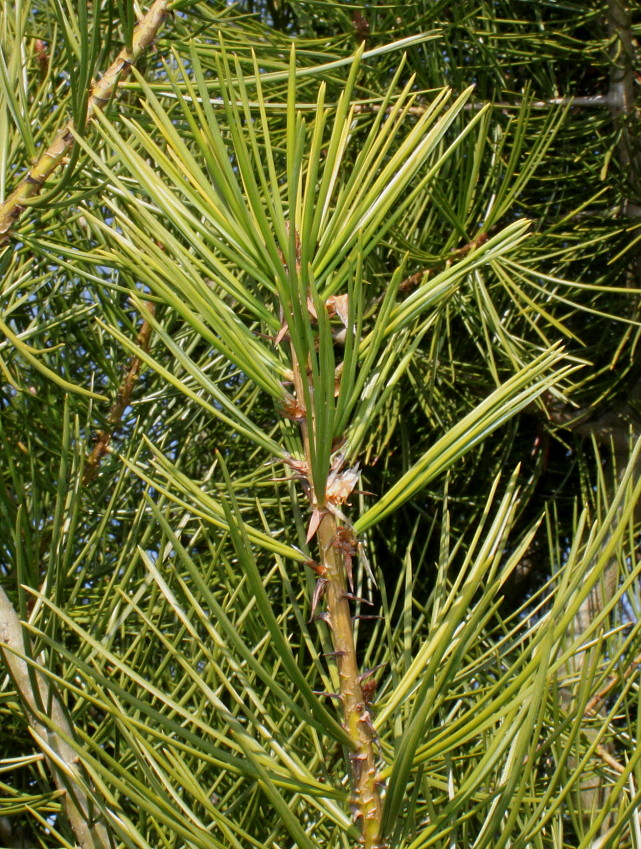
[557,0,640,673]
[315,509,384,848]
[554,8,640,838]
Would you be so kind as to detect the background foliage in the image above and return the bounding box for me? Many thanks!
[1,1,640,848]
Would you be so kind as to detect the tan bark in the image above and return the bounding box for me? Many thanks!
[0,0,170,241]
[0,586,112,849]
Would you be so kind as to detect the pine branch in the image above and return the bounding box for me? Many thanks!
[0,586,113,849]
[83,304,154,484]
[0,304,155,842]
[314,510,384,849]
[607,0,637,135]
[0,0,170,242]
[0,5,169,840]
[353,94,615,116]
[286,305,385,849]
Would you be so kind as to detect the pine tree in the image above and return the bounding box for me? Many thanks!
[1,2,639,848]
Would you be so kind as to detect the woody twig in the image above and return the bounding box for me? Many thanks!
[83,304,154,484]
[0,9,166,843]
[0,586,112,849]
[0,0,170,243]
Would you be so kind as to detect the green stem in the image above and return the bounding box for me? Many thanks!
[289,342,384,848]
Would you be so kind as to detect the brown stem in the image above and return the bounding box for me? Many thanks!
[398,232,489,293]
[585,649,641,715]
[316,510,384,848]
[0,0,170,242]
[83,304,154,484]
[363,231,489,320]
